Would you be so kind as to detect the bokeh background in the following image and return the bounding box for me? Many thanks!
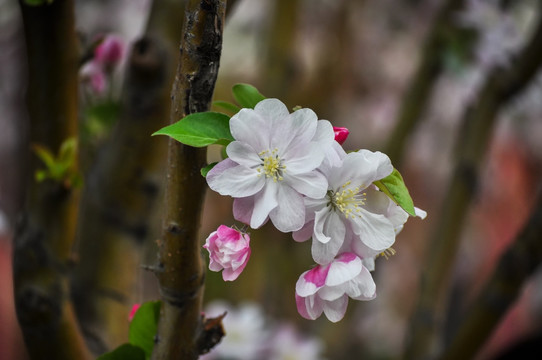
[1,0,542,359]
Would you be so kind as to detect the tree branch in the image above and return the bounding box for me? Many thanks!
[438,189,542,359]
[13,1,90,359]
[151,1,226,359]
[385,0,466,167]
[404,5,542,359]
[71,37,170,355]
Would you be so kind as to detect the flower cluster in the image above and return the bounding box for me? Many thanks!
[203,98,425,322]
[80,34,124,95]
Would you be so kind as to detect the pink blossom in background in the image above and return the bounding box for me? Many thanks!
[204,225,251,281]
[332,126,349,145]
[295,253,376,322]
[80,61,107,94]
[129,303,141,321]
[94,35,124,68]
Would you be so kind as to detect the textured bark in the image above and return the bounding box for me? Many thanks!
[404,6,542,359]
[72,37,170,355]
[438,190,542,359]
[13,1,90,359]
[151,1,226,359]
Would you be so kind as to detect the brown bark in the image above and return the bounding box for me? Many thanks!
[13,1,90,359]
[151,1,226,359]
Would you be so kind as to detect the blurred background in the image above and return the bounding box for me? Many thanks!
[1,0,542,359]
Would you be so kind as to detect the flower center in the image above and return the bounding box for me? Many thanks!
[257,148,286,182]
[328,181,366,218]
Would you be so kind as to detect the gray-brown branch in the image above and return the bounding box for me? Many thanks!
[151,1,226,359]
[404,5,542,359]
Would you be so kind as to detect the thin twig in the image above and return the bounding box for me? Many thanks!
[404,5,542,359]
[151,1,226,359]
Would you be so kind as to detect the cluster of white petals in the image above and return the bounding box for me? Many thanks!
[204,98,425,322]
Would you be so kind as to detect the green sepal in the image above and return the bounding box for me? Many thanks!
[201,162,218,177]
[232,83,266,109]
[129,301,162,360]
[213,100,241,115]
[96,344,146,360]
[152,112,233,147]
[373,168,416,216]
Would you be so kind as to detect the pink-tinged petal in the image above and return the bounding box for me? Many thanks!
[296,266,329,297]
[296,294,323,321]
[347,266,377,300]
[207,163,264,197]
[208,259,224,272]
[415,207,427,219]
[94,35,124,66]
[251,181,278,229]
[333,126,349,145]
[233,197,254,225]
[226,141,261,167]
[269,184,306,232]
[216,225,241,242]
[222,248,250,281]
[292,220,314,242]
[352,209,396,251]
[311,212,346,264]
[313,208,332,244]
[322,295,349,323]
[326,254,362,286]
[283,142,325,175]
[230,109,270,152]
[283,170,328,199]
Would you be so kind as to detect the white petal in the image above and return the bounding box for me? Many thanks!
[230,109,270,152]
[233,197,254,225]
[357,149,394,180]
[296,294,324,321]
[318,284,348,301]
[326,254,362,286]
[352,209,396,251]
[254,98,290,124]
[313,208,332,244]
[329,151,392,191]
[269,184,305,232]
[293,220,314,242]
[226,141,261,167]
[415,207,427,219]
[283,142,325,175]
[250,181,278,229]
[311,212,346,265]
[284,171,328,199]
[348,266,377,300]
[322,295,348,323]
[207,162,264,197]
[312,120,335,150]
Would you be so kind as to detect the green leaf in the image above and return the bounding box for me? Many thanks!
[213,100,241,115]
[373,168,416,216]
[201,162,218,177]
[97,344,146,360]
[33,145,56,169]
[129,301,161,360]
[232,83,266,109]
[152,112,233,147]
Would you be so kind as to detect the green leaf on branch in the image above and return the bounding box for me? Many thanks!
[201,162,218,177]
[373,168,416,216]
[97,344,146,360]
[232,83,266,108]
[213,100,241,115]
[33,137,82,188]
[129,301,161,360]
[152,112,233,147]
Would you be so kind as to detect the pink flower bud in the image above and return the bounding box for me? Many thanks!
[203,225,251,281]
[94,35,124,68]
[129,303,141,322]
[333,126,349,145]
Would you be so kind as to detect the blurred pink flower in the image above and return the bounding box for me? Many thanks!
[204,225,251,281]
[295,253,375,322]
[94,35,124,68]
[332,126,349,145]
[129,303,140,321]
[80,61,107,94]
